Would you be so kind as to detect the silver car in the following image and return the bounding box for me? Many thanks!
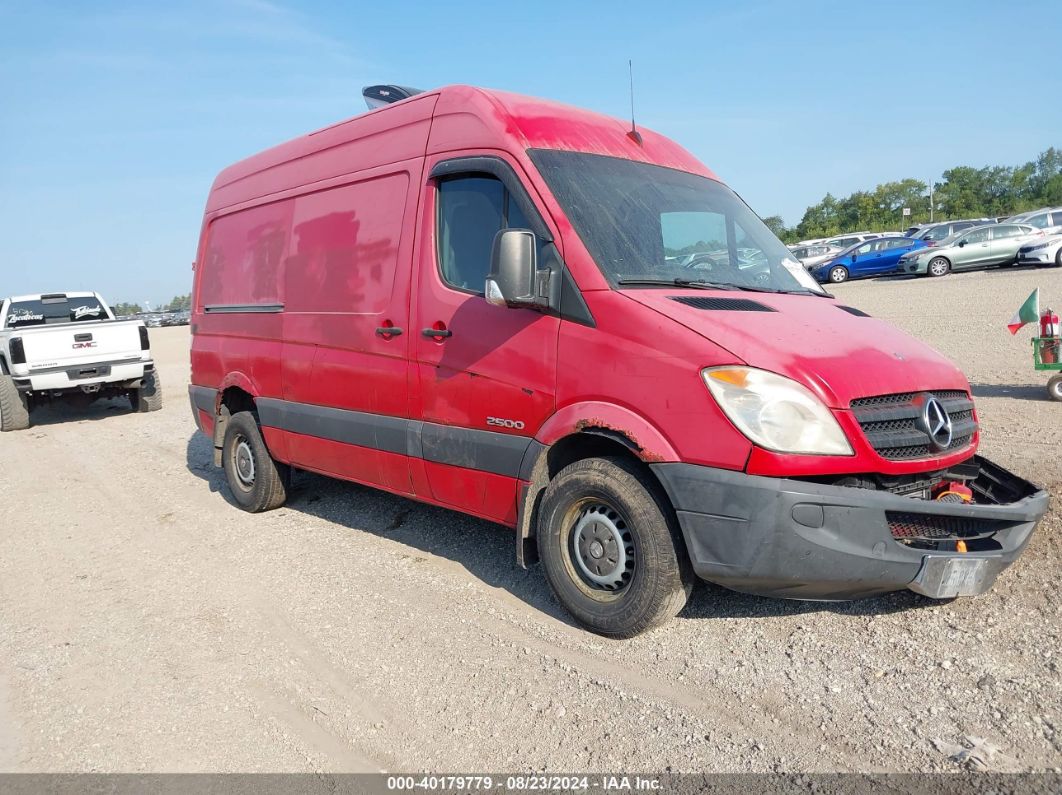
[789,243,843,270]
[898,223,1041,276]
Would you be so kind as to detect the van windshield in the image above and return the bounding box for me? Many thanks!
[528,150,825,295]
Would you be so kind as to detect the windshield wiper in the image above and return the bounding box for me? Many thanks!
[617,278,741,291]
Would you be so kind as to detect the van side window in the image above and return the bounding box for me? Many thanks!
[437,175,537,294]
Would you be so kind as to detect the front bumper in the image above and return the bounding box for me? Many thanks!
[1018,252,1052,265]
[651,456,1048,601]
[899,258,930,274]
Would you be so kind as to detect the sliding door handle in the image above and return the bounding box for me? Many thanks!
[421,327,452,339]
[376,326,403,337]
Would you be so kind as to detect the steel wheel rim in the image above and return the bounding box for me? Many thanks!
[232,435,255,490]
[568,501,635,594]
[830,267,846,282]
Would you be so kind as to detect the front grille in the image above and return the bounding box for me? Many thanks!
[850,390,976,460]
[887,511,1005,542]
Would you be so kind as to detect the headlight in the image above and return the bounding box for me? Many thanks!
[702,367,853,455]
[1028,243,1049,251]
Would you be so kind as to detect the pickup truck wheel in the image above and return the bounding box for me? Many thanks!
[537,457,693,638]
[134,370,163,412]
[0,373,31,431]
[222,411,288,512]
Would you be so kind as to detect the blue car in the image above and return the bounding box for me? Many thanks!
[811,236,929,284]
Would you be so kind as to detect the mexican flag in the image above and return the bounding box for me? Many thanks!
[1008,288,1039,335]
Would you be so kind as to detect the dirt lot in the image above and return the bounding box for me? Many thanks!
[1,267,1060,774]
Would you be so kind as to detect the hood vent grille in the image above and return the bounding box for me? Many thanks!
[838,305,871,317]
[669,296,776,312]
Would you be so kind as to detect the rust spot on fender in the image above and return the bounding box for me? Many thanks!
[571,419,666,462]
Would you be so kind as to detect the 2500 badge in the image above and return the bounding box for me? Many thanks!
[486,416,525,430]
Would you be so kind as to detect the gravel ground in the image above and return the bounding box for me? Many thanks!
[0,266,1059,774]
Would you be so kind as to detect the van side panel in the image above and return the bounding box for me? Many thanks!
[277,165,420,494]
[192,199,292,404]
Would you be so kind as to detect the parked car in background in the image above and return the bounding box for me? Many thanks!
[898,223,1041,276]
[0,291,160,431]
[823,232,882,249]
[811,236,929,283]
[1017,231,1062,268]
[910,219,996,246]
[1011,207,1062,231]
[789,243,843,270]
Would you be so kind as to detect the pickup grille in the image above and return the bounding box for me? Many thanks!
[850,390,976,460]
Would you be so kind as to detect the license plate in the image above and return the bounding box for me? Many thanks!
[939,558,985,595]
[909,556,996,599]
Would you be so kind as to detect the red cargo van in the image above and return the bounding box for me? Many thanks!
[189,85,1047,636]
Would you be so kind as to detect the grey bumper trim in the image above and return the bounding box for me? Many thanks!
[651,458,1048,601]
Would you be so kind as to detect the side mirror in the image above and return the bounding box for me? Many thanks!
[486,229,543,308]
[850,254,857,262]
[957,240,966,247]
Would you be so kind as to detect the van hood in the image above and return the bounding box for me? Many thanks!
[623,290,969,408]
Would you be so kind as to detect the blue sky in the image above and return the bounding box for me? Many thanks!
[1,0,1058,306]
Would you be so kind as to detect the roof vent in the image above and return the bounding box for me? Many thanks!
[669,296,776,312]
[837,305,871,317]
[362,85,424,110]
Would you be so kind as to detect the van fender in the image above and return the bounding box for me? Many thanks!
[514,402,679,568]
[212,371,260,465]
[533,402,679,463]
[218,370,259,402]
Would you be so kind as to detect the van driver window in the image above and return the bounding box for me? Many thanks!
[436,176,506,293]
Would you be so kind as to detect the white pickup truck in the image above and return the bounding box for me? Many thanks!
[0,292,161,431]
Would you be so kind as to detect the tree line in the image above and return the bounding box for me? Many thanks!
[764,147,1062,243]
[112,294,190,316]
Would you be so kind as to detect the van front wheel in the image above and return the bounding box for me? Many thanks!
[537,457,693,637]
[222,411,288,512]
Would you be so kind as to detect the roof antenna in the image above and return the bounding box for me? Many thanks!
[627,59,642,145]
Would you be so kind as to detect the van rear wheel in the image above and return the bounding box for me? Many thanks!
[537,456,693,637]
[0,373,31,432]
[222,411,288,512]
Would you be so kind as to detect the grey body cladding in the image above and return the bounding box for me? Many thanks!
[189,385,216,414]
[200,391,532,478]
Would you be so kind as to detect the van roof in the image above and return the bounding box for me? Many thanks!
[207,85,716,214]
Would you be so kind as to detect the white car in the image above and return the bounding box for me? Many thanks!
[1017,232,1062,268]
[0,291,161,431]
[789,243,844,270]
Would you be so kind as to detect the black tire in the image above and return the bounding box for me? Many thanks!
[134,370,163,412]
[1048,375,1062,402]
[0,373,31,431]
[828,265,849,284]
[927,256,950,277]
[222,410,288,512]
[537,456,693,638]
[1055,247,1062,268]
